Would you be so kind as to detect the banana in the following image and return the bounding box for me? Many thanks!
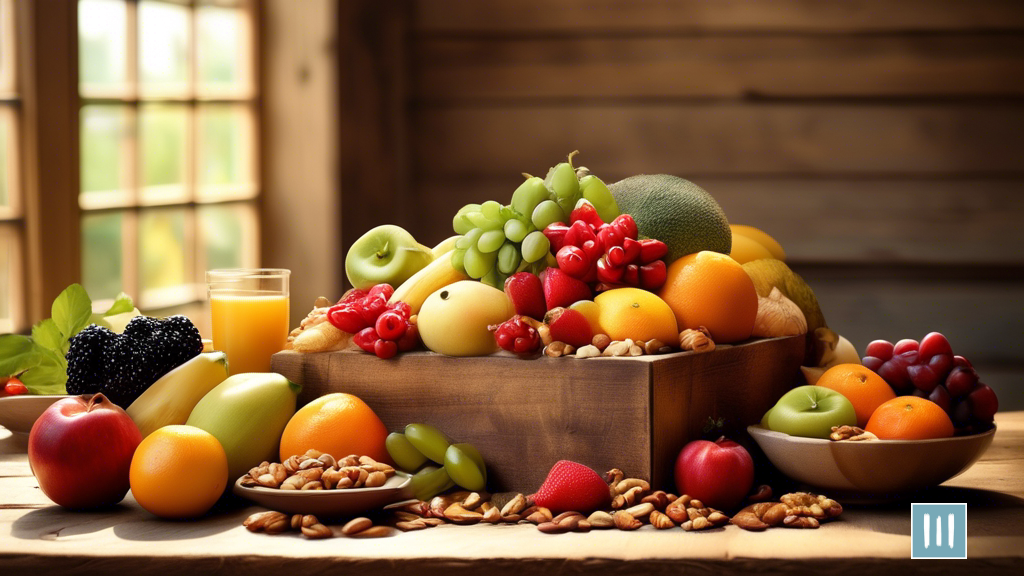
[126,352,230,438]
[388,250,470,314]
[431,235,460,260]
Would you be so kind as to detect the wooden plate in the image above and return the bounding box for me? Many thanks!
[0,395,67,434]
[748,424,996,496]
[233,473,414,517]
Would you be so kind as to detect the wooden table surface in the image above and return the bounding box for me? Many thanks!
[2,413,1022,575]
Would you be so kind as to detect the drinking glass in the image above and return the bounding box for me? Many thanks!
[207,268,290,374]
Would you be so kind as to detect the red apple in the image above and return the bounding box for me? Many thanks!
[674,436,754,512]
[28,394,142,509]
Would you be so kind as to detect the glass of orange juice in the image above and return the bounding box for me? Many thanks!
[207,268,290,375]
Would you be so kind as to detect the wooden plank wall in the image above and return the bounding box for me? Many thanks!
[342,0,1024,406]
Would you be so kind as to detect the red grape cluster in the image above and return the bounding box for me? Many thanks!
[543,201,668,292]
[489,315,541,355]
[863,332,998,431]
[326,284,418,359]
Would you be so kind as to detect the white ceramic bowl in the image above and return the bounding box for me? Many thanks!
[233,473,413,517]
[748,424,995,495]
[0,394,67,434]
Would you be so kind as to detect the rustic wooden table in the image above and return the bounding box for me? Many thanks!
[1,413,1021,575]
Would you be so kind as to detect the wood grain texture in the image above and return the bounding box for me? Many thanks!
[414,178,1024,265]
[412,104,1024,179]
[1,414,1023,575]
[415,36,1024,100]
[272,337,804,492]
[413,0,1024,34]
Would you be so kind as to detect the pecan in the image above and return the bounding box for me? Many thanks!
[396,520,428,531]
[300,515,333,539]
[300,480,323,490]
[349,526,395,538]
[538,521,567,534]
[398,500,430,516]
[732,502,789,531]
[679,327,714,352]
[650,510,675,529]
[780,492,843,521]
[830,425,878,442]
[244,511,289,533]
[641,490,671,511]
[525,507,553,524]
[444,503,483,525]
[544,341,575,357]
[613,510,642,530]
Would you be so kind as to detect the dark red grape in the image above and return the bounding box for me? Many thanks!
[893,350,919,367]
[928,385,951,413]
[862,356,885,372]
[865,340,895,362]
[946,366,979,398]
[878,359,911,392]
[968,384,998,422]
[927,353,954,383]
[953,355,973,369]
[918,332,953,359]
[894,339,919,356]
[907,364,940,393]
[950,400,973,428]
[911,388,929,399]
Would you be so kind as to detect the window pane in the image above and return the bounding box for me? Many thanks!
[0,108,8,207]
[78,0,128,94]
[139,104,188,202]
[139,207,189,298]
[80,105,131,206]
[197,105,253,193]
[82,211,124,301]
[138,1,189,95]
[0,230,11,322]
[198,202,255,271]
[197,6,250,94]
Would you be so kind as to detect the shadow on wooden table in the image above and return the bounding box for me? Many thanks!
[843,486,1024,538]
[10,495,250,542]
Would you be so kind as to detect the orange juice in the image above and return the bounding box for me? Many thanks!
[211,294,290,374]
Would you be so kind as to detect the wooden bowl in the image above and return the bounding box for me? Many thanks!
[232,473,413,517]
[748,424,996,496]
[0,395,67,434]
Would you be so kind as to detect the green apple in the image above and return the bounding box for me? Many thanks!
[766,385,856,439]
[417,280,515,356]
[345,225,434,290]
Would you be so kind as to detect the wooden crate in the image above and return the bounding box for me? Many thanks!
[271,336,804,493]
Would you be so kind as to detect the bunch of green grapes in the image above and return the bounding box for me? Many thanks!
[449,151,618,288]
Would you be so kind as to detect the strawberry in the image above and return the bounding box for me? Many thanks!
[504,272,546,320]
[544,307,593,348]
[543,268,592,311]
[532,460,610,514]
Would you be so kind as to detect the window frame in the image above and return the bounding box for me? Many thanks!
[76,0,261,313]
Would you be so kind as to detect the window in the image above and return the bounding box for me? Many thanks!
[0,0,25,333]
[78,0,258,311]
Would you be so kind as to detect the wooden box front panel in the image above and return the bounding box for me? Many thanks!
[271,336,804,493]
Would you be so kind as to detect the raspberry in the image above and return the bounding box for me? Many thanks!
[489,316,540,355]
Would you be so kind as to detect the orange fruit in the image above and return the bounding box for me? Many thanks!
[593,288,679,344]
[658,251,758,343]
[129,425,228,519]
[866,396,955,440]
[816,363,896,427]
[279,393,389,463]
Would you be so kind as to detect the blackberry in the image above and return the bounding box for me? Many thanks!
[157,315,204,362]
[66,324,117,395]
[101,336,174,408]
[122,315,163,341]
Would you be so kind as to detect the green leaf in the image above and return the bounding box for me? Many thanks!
[104,292,134,316]
[32,319,64,351]
[51,283,92,339]
[37,345,68,370]
[0,335,43,377]
[19,364,68,395]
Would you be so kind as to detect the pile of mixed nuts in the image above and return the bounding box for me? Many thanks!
[241,463,843,539]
